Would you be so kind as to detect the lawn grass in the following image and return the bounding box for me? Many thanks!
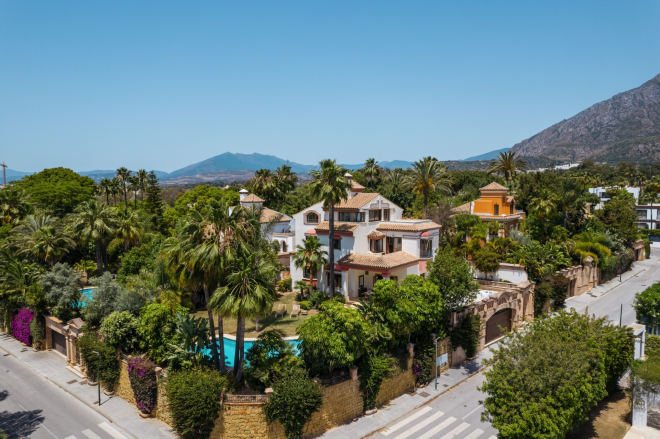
[191,292,317,338]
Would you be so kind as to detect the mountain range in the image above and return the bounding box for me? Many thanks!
[511,73,660,163]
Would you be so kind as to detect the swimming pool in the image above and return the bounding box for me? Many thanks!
[78,287,96,307]
[203,337,301,368]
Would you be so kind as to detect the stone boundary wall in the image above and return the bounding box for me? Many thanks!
[375,368,415,408]
[114,358,173,426]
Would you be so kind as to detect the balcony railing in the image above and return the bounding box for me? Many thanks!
[420,250,433,259]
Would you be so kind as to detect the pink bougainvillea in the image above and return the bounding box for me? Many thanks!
[128,356,157,414]
[12,308,34,346]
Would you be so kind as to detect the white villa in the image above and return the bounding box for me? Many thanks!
[288,174,441,300]
[588,186,641,209]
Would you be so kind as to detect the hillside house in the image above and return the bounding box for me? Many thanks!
[289,174,441,300]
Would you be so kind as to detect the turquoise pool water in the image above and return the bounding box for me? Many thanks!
[203,338,301,368]
[78,288,95,307]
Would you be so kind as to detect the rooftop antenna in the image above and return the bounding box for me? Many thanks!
[0,162,6,187]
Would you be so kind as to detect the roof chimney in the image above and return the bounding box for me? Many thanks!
[344,173,353,199]
[239,188,248,201]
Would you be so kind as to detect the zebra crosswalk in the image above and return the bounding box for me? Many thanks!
[380,406,497,439]
[63,422,127,439]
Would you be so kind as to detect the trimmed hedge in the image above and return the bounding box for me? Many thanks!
[450,314,481,358]
[647,335,660,357]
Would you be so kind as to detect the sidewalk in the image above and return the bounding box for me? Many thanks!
[0,332,177,439]
[624,425,660,439]
[318,346,494,439]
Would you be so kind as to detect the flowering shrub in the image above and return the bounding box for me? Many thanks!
[12,308,34,345]
[128,356,158,414]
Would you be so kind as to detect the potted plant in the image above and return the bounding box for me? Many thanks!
[128,356,158,417]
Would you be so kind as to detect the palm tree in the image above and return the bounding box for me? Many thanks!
[162,201,245,373]
[309,159,350,299]
[362,158,380,187]
[13,215,73,267]
[402,157,453,219]
[113,207,142,251]
[128,175,140,209]
[99,178,113,205]
[69,199,117,276]
[137,169,148,208]
[249,169,277,204]
[116,167,131,207]
[110,177,122,206]
[386,169,404,194]
[292,236,328,297]
[486,151,528,181]
[529,189,559,220]
[0,188,31,225]
[0,258,41,300]
[209,247,278,383]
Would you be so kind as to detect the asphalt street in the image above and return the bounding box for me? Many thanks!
[0,351,131,439]
[369,249,660,439]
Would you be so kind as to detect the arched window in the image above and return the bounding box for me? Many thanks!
[306,212,319,224]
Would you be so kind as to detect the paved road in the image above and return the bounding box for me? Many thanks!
[371,373,496,439]
[368,250,660,439]
[0,351,132,439]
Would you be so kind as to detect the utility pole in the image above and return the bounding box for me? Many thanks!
[0,162,6,188]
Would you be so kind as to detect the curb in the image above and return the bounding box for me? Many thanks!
[0,335,141,439]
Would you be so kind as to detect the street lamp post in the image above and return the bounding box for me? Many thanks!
[92,350,100,406]
[431,333,437,391]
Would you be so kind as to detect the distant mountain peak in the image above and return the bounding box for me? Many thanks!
[510,73,660,163]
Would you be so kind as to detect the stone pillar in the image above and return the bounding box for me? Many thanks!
[65,334,72,366]
[350,365,358,381]
[45,326,53,350]
[633,384,648,428]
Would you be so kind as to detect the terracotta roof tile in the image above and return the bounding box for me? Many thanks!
[367,230,386,238]
[351,180,365,191]
[452,202,471,213]
[337,252,419,270]
[376,221,441,232]
[315,221,360,233]
[260,207,291,224]
[332,192,380,210]
[480,182,508,191]
[242,194,265,203]
[506,196,514,203]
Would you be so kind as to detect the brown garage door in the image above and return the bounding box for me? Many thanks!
[486,308,512,344]
[52,331,67,356]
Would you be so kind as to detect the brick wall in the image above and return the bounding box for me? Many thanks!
[375,369,415,407]
[303,378,363,438]
[211,404,285,439]
[115,360,136,405]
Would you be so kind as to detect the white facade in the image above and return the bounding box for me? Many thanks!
[636,203,660,231]
[289,175,441,299]
[589,186,641,209]
[472,262,529,283]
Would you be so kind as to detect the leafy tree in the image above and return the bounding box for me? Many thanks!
[309,159,350,298]
[598,188,639,245]
[291,236,327,297]
[473,248,501,280]
[167,313,212,371]
[480,310,633,439]
[166,185,238,224]
[634,282,660,325]
[12,168,96,216]
[166,368,233,439]
[144,171,165,232]
[450,314,481,358]
[39,262,81,321]
[507,241,571,282]
[402,156,452,219]
[297,301,374,375]
[117,236,163,281]
[244,330,302,392]
[264,368,323,439]
[99,311,139,353]
[486,151,528,181]
[427,245,479,312]
[570,231,611,265]
[84,272,125,327]
[137,303,186,364]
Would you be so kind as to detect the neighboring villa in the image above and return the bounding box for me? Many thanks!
[451,182,525,238]
[588,186,641,209]
[289,174,441,300]
[234,189,294,269]
[637,203,660,231]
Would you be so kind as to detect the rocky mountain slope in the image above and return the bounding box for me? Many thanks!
[511,74,660,163]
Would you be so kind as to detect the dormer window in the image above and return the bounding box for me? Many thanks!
[306,212,319,224]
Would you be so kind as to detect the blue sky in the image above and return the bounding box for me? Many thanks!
[1,1,659,173]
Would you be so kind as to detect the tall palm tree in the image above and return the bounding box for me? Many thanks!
[0,258,41,300]
[116,167,131,207]
[487,151,528,182]
[402,157,453,219]
[0,188,31,225]
[99,178,113,205]
[292,236,328,296]
[209,247,278,383]
[113,207,142,251]
[69,199,117,276]
[128,175,140,209]
[309,159,350,299]
[529,189,559,220]
[162,201,245,373]
[137,169,148,208]
[13,215,73,267]
[386,169,404,194]
[110,177,122,206]
[362,158,380,187]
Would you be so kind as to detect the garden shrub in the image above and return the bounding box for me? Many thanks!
[600,250,635,283]
[0,427,6,439]
[244,331,302,392]
[634,282,660,325]
[137,303,185,364]
[128,356,158,414]
[11,307,33,345]
[78,331,120,389]
[647,335,660,357]
[100,311,139,353]
[166,368,233,439]
[298,300,312,311]
[450,314,481,359]
[412,337,435,386]
[644,239,651,260]
[358,353,393,410]
[333,294,346,304]
[550,273,570,308]
[29,314,45,349]
[264,368,323,439]
[277,278,292,293]
[533,281,555,316]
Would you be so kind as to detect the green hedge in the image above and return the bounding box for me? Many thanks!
[644,239,651,259]
[78,331,120,390]
[647,335,660,357]
[644,230,660,237]
[450,314,481,358]
[601,250,635,283]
